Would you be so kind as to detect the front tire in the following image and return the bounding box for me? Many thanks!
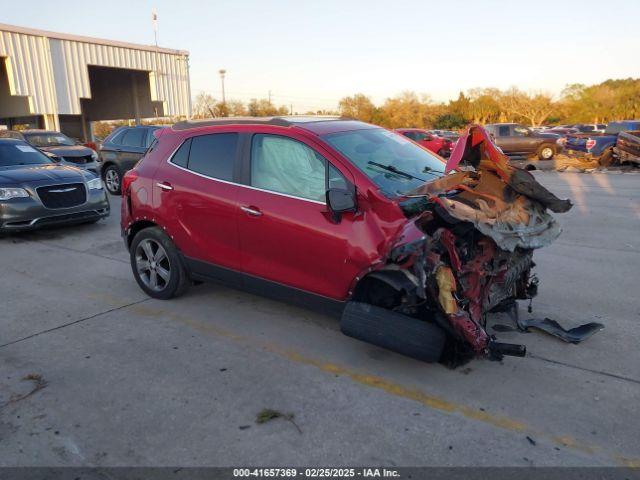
[103,165,122,195]
[537,144,555,160]
[130,227,190,299]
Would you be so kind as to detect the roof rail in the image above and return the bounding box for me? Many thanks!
[172,115,350,131]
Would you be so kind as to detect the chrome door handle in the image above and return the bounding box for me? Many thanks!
[241,206,262,217]
[156,182,173,191]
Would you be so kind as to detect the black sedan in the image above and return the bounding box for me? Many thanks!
[0,139,110,232]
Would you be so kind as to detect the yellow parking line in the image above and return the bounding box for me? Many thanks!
[127,302,637,466]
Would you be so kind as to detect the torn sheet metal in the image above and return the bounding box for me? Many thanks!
[517,317,604,344]
[356,124,586,364]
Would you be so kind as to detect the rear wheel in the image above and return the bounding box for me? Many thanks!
[130,227,190,299]
[103,165,122,195]
[537,144,555,160]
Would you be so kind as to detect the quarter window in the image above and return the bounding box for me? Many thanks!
[251,134,327,202]
[170,138,191,168]
[186,133,238,180]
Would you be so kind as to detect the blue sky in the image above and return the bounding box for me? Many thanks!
[2,0,639,112]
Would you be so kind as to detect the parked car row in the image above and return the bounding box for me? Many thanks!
[0,129,100,174]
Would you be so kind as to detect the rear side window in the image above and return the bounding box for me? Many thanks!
[185,133,238,180]
[107,128,126,145]
[498,126,510,136]
[121,128,146,147]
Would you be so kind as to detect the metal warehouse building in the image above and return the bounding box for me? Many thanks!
[0,23,191,140]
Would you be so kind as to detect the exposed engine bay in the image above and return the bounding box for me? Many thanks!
[342,125,602,366]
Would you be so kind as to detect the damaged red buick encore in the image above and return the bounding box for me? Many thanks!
[121,117,596,365]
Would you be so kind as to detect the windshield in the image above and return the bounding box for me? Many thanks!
[24,132,76,147]
[323,128,446,196]
[0,142,54,167]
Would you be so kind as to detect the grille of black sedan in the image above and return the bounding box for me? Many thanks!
[37,183,87,209]
[63,155,92,164]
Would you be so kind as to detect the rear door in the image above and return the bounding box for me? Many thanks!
[152,131,244,281]
[235,131,359,300]
[98,128,125,164]
[119,128,149,171]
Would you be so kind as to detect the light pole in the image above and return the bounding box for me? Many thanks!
[219,69,226,105]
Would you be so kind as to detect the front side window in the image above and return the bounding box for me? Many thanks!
[414,132,429,141]
[323,128,444,196]
[513,126,531,136]
[402,131,417,140]
[187,133,238,180]
[251,134,327,202]
[498,126,510,136]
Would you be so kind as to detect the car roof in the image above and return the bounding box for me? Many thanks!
[171,116,377,135]
[0,138,27,144]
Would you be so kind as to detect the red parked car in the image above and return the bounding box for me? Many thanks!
[121,117,576,364]
[396,128,455,157]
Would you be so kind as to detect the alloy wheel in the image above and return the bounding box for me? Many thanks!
[541,147,553,159]
[135,239,171,292]
[105,169,120,193]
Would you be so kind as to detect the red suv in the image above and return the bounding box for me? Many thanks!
[396,128,455,157]
[121,118,573,364]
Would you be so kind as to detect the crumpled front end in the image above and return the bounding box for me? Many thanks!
[347,125,580,365]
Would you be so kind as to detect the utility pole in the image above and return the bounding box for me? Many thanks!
[219,69,226,105]
[290,104,293,115]
[268,90,272,105]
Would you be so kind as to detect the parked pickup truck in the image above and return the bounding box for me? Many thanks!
[484,123,561,160]
[614,130,640,165]
[564,120,640,166]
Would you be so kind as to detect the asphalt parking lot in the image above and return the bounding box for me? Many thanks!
[1,171,639,467]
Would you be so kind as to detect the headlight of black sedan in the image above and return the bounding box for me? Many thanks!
[0,187,29,200]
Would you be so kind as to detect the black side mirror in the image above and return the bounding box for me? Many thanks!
[327,188,356,223]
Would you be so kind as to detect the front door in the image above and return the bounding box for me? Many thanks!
[236,133,359,300]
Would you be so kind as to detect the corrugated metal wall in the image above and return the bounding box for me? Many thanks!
[49,38,190,116]
[0,26,190,118]
[0,29,58,114]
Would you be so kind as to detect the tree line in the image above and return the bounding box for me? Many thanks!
[191,78,640,130]
[93,77,639,138]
